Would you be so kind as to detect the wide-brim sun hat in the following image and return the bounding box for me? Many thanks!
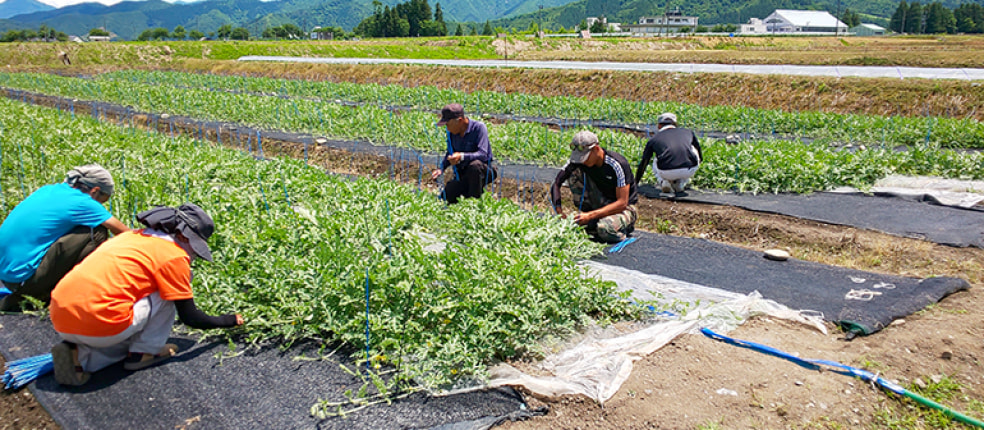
[137,203,215,261]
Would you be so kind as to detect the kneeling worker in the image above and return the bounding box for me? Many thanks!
[635,112,702,195]
[49,203,243,386]
[430,103,496,204]
[551,131,638,243]
[0,164,129,311]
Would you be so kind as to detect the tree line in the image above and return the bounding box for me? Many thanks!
[353,0,447,37]
[890,1,984,34]
[2,25,67,42]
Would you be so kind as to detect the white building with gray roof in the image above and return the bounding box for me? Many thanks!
[763,10,848,34]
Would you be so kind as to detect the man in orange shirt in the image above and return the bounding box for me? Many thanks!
[49,203,243,386]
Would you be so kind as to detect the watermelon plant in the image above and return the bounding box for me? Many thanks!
[0,95,632,398]
[94,70,984,149]
[1,72,982,195]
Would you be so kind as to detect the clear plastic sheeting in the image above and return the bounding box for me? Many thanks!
[476,261,826,404]
[831,175,984,208]
[238,56,984,81]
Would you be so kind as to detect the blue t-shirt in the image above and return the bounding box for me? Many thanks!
[0,183,112,283]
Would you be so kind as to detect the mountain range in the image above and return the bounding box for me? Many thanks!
[0,0,53,19]
[0,0,576,39]
[2,0,983,40]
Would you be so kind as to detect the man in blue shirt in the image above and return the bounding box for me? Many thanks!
[430,104,497,204]
[0,164,129,311]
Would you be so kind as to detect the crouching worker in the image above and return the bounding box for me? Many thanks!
[430,103,497,204]
[551,131,638,243]
[48,203,243,386]
[635,112,702,195]
[0,164,129,312]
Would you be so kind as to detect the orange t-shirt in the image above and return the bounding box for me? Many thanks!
[51,230,194,337]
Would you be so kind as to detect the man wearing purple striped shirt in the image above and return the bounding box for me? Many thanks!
[430,104,497,204]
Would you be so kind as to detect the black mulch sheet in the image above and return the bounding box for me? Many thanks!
[0,314,525,430]
[598,231,970,337]
[639,186,984,248]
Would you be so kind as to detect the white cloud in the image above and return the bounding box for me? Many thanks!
[33,0,207,9]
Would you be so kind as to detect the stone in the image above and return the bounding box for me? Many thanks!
[764,249,790,261]
[913,378,928,389]
[942,351,953,360]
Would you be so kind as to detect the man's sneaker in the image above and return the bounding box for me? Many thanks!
[123,344,179,371]
[51,342,90,386]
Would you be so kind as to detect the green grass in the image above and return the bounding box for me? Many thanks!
[143,39,501,61]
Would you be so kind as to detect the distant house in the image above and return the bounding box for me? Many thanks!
[310,26,334,40]
[740,18,767,34]
[763,9,848,34]
[88,35,111,42]
[851,23,888,36]
[68,35,84,43]
[585,16,621,32]
[622,8,698,35]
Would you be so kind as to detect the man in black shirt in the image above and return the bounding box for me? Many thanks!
[635,112,703,195]
[551,131,638,243]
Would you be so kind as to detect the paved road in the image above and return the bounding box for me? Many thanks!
[238,56,984,81]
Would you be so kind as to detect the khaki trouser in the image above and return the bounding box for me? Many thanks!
[58,292,176,373]
[567,169,637,243]
[593,206,638,243]
[0,225,108,312]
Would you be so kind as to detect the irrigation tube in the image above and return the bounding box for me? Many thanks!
[700,328,984,429]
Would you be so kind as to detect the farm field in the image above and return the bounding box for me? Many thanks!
[1,71,982,195]
[2,36,984,68]
[513,35,984,68]
[1,39,984,429]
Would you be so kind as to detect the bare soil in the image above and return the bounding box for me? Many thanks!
[4,76,984,430]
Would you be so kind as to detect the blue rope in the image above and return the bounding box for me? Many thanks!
[416,151,424,192]
[445,130,459,181]
[700,328,904,394]
[257,171,270,213]
[608,237,637,254]
[364,268,371,373]
[578,172,586,213]
[3,353,53,390]
[257,131,264,158]
[282,174,291,208]
[15,137,26,200]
